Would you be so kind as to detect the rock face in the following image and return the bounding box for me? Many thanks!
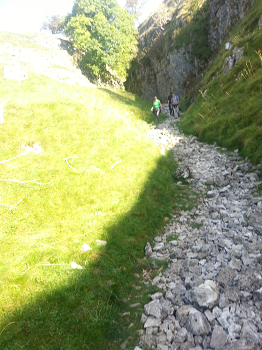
[136,106,262,350]
[125,0,254,102]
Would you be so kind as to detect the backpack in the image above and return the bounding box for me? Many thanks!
[173,95,179,104]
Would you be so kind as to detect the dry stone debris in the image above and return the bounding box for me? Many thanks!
[135,105,262,350]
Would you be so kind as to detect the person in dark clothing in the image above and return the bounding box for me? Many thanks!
[171,93,180,117]
[167,92,173,115]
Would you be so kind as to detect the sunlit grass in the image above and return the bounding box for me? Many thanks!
[0,49,199,348]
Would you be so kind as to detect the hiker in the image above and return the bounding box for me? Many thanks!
[152,96,162,124]
[167,92,173,115]
[171,93,180,116]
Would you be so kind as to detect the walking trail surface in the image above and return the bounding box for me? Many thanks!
[134,104,262,350]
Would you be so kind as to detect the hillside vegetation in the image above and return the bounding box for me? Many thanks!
[0,32,198,349]
[180,0,262,166]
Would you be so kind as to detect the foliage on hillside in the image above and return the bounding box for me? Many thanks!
[180,0,262,165]
[64,0,137,82]
[132,0,210,67]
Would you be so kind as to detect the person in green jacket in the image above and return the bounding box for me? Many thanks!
[152,96,162,123]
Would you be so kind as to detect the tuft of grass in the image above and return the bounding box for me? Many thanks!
[180,0,262,166]
[166,234,179,242]
[190,222,203,229]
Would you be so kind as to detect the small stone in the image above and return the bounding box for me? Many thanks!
[140,313,147,323]
[145,242,152,256]
[186,308,211,336]
[121,339,128,349]
[96,240,107,246]
[217,267,236,287]
[213,306,222,318]
[204,310,215,324]
[254,287,262,301]
[207,191,216,198]
[157,345,168,350]
[153,243,164,251]
[241,320,260,344]
[174,165,190,179]
[223,339,260,350]
[144,300,162,318]
[210,325,228,349]
[217,315,230,330]
[228,323,242,333]
[174,327,188,343]
[130,303,141,308]
[176,305,193,320]
[151,292,163,300]
[219,293,229,308]
[248,211,262,235]
[144,317,161,328]
[225,286,240,302]
[229,257,242,271]
[225,42,232,50]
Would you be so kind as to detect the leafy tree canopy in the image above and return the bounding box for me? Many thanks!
[41,15,64,34]
[125,0,147,15]
[64,0,138,81]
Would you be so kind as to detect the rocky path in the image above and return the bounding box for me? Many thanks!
[135,104,262,350]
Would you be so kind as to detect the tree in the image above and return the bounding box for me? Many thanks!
[64,0,138,82]
[125,0,147,15]
[41,15,64,34]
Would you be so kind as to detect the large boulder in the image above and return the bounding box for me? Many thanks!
[191,280,219,310]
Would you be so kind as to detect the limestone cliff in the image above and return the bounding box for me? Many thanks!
[125,0,254,103]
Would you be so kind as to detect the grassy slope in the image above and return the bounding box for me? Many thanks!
[0,35,198,349]
[180,0,262,166]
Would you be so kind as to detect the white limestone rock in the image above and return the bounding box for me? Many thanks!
[186,308,211,336]
[144,300,162,319]
[191,280,219,309]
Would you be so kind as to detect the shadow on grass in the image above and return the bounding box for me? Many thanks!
[0,154,182,350]
[100,88,149,109]
[100,88,167,125]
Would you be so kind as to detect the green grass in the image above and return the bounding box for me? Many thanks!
[0,37,199,349]
[180,0,262,166]
[166,234,179,242]
[0,31,51,51]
